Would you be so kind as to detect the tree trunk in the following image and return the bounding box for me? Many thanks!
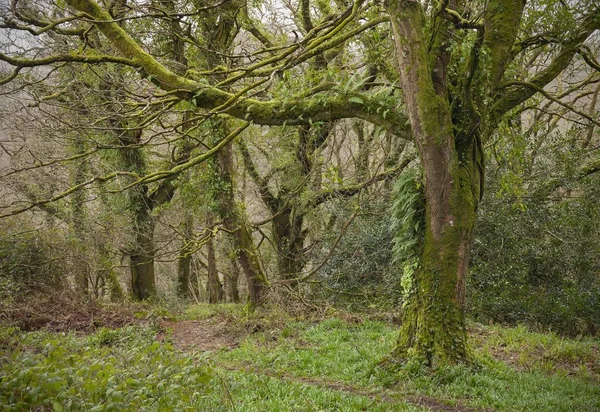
[394,139,480,365]
[210,136,266,307]
[71,138,89,296]
[388,0,482,365]
[225,252,241,303]
[272,207,305,283]
[177,213,195,299]
[206,214,223,303]
[130,191,156,300]
[98,243,124,301]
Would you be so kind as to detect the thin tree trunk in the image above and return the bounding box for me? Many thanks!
[225,251,241,303]
[206,214,223,303]
[272,207,305,283]
[71,138,89,296]
[98,242,124,301]
[210,138,266,307]
[130,190,156,300]
[177,213,195,299]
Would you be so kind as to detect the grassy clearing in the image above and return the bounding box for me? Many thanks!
[1,303,599,411]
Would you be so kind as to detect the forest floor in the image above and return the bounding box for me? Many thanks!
[1,302,599,411]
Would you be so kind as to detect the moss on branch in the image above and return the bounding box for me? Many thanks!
[62,0,406,135]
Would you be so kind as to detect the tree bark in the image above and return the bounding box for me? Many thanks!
[225,252,241,303]
[394,139,480,365]
[206,214,223,303]
[272,207,305,283]
[210,133,267,307]
[388,0,482,365]
[71,138,90,296]
[177,213,195,299]
[130,193,156,300]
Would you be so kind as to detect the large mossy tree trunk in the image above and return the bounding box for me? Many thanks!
[386,0,538,365]
[388,0,483,365]
[393,138,481,365]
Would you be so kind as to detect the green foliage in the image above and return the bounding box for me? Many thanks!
[182,303,241,320]
[312,168,427,309]
[0,221,66,301]
[220,317,398,386]
[390,168,425,303]
[390,168,424,264]
[2,310,599,411]
[0,326,215,411]
[470,124,600,336]
[470,189,600,336]
[218,314,600,411]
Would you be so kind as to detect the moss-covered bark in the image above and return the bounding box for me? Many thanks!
[272,206,306,283]
[388,0,483,365]
[205,216,223,304]
[394,139,480,366]
[225,254,241,303]
[129,192,157,300]
[63,0,408,136]
[177,213,195,300]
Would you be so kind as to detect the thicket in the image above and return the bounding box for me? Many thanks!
[0,326,215,411]
[0,221,66,302]
[312,170,600,336]
[469,177,600,336]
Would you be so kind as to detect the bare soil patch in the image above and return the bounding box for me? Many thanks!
[161,317,242,352]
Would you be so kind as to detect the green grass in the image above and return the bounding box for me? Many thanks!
[215,309,600,411]
[1,304,599,411]
[181,303,242,321]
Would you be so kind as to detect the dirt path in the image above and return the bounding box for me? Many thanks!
[160,318,241,352]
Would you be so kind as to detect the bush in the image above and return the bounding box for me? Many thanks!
[0,222,66,302]
[470,177,600,336]
[310,198,400,309]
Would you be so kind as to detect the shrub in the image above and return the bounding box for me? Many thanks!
[0,221,66,302]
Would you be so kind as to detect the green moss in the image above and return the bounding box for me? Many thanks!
[483,0,526,87]
[393,149,482,368]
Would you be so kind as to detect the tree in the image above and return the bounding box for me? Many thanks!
[386,0,599,365]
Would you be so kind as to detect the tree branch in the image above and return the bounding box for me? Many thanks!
[491,7,600,123]
[57,0,406,135]
[310,155,414,206]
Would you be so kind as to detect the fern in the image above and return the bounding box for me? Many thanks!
[390,168,425,303]
[390,168,425,264]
